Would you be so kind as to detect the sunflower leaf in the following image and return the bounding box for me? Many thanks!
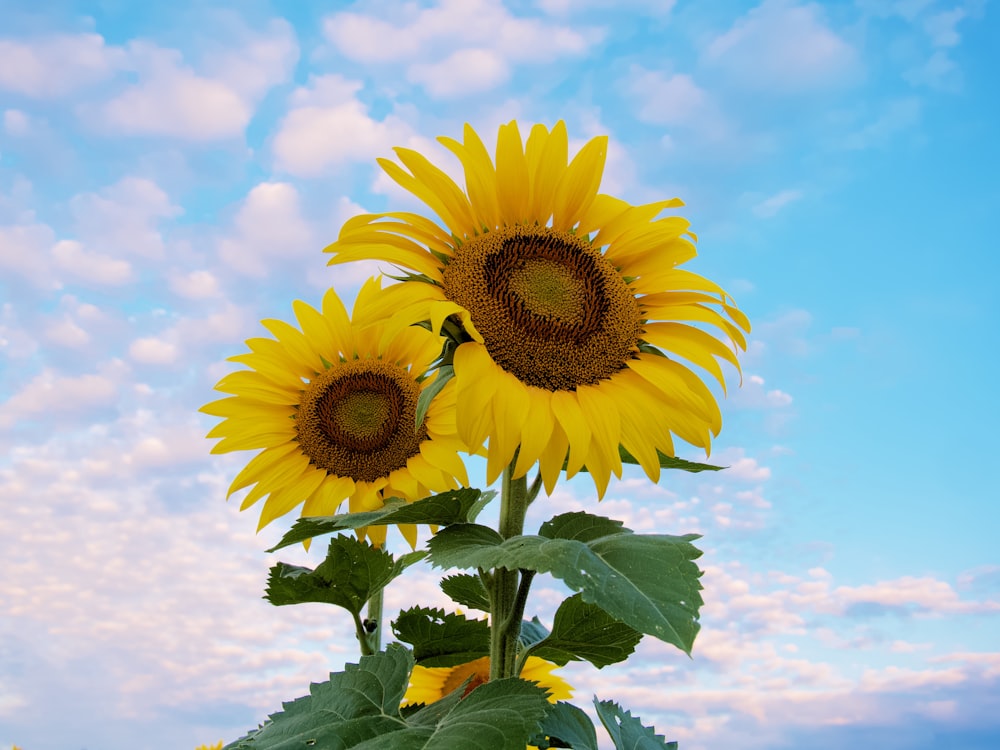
[415,364,454,428]
[529,593,642,668]
[265,535,399,617]
[529,701,599,750]
[427,515,703,654]
[440,573,491,612]
[224,645,551,750]
[594,699,678,750]
[391,606,490,667]
[518,616,550,648]
[223,645,413,749]
[268,488,495,552]
[573,447,724,476]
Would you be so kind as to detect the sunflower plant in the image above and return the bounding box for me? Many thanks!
[204,121,748,749]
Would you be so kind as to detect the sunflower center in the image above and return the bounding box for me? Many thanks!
[442,225,642,391]
[295,360,427,483]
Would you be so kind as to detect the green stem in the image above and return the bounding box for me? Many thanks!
[353,610,374,657]
[365,588,384,653]
[489,462,531,681]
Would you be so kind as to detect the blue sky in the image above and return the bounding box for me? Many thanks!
[1,0,998,748]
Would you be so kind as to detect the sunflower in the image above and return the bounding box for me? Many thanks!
[403,655,572,706]
[201,277,470,547]
[324,121,749,497]
[195,744,223,750]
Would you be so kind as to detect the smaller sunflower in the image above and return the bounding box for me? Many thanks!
[201,278,470,547]
[195,744,223,750]
[403,655,572,706]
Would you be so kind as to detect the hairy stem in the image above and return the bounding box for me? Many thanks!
[365,588,384,653]
[489,462,530,681]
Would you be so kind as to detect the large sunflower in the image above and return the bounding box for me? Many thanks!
[324,121,749,497]
[201,278,470,547]
[403,655,572,706]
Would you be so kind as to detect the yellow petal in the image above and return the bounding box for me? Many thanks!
[495,120,530,224]
[226,443,300,498]
[552,135,607,231]
[453,343,499,450]
[256,467,327,530]
[531,121,568,225]
[549,390,591,478]
[537,418,570,496]
[512,387,554,479]
[642,322,741,391]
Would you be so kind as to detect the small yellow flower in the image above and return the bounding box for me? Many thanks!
[403,655,572,706]
[202,278,470,547]
[195,743,223,750]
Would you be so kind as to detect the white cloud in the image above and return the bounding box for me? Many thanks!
[51,239,133,285]
[0,362,125,428]
[44,316,91,348]
[2,109,31,136]
[539,0,676,14]
[271,75,415,177]
[703,0,859,93]
[924,8,966,47]
[0,33,124,98]
[408,48,510,97]
[734,374,794,409]
[69,177,181,260]
[752,189,803,218]
[905,50,962,92]
[842,97,922,149]
[89,20,297,141]
[625,67,710,126]
[217,181,315,276]
[321,0,596,97]
[0,222,58,287]
[168,269,222,300]
[128,337,180,365]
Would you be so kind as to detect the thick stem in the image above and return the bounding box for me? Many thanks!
[365,588,384,653]
[489,462,531,681]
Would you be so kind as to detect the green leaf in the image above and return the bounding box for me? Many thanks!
[518,616,550,648]
[594,700,677,750]
[622,446,724,473]
[269,488,496,552]
[571,447,724,477]
[530,594,642,668]
[440,573,491,612]
[225,646,552,750]
[415,365,454,428]
[422,677,551,750]
[427,513,703,654]
[224,645,413,749]
[530,701,599,750]
[391,607,490,667]
[539,512,624,542]
[265,535,405,617]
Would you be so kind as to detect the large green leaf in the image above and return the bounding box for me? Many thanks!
[269,488,496,552]
[530,594,642,668]
[391,607,490,667]
[530,701,599,750]
[427,512,703,654]
[594,700,677,750]
[439,573,491,612]
[226,646,551,750]
[265,535,424,617]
